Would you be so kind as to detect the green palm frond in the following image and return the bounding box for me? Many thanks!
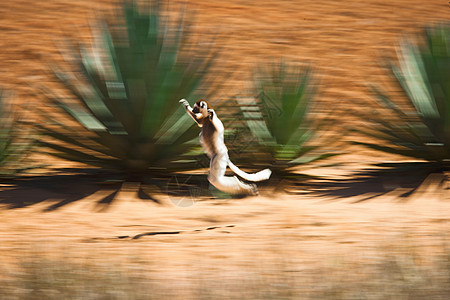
[237,61,339,177]
[0,91,35,177]
[356,23,450,168]
[38,0,218,177]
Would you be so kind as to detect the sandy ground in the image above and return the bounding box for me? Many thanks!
[0,180,449,295]
[0,0,449,296]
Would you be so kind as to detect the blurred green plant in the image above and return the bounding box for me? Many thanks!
[0,91,34,178]
[36,0,217,179]
[237,61,339,179]
[354,23,450,172]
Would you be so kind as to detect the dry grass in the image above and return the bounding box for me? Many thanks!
[1,239,449,300]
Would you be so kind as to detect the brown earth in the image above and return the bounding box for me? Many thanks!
[0,0,449,297]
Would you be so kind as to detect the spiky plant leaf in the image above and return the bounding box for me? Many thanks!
[0,91,35,177]
[236,61,340,178]
[356,23,450,169]
[38,0,218,177]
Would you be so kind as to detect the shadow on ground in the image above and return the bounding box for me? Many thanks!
[305,163,449,202]
[1,164,448,210]
[0,169,213,211]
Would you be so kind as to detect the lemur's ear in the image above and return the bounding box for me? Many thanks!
[199,101,207,109]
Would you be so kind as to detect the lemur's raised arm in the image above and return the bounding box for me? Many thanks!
[179,99,203,127]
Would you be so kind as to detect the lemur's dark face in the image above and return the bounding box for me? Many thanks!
[192,100,210,117]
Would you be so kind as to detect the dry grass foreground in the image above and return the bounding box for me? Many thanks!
[0,0,450,298]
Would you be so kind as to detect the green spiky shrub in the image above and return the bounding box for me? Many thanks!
[237,61,339,179]
[37,0,217,179]
[354,23,450,172]
[0,91,34,178]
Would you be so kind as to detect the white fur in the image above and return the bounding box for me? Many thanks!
[180,99,272,195]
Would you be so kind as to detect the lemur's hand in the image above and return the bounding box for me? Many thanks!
[208,109,214,120]
[179,99,189,107]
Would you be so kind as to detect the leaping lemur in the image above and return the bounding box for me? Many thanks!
[179,99,271,196]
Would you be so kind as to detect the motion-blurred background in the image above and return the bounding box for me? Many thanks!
[0,0,449,299]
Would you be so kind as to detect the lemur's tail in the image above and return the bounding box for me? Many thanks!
[228,161,272,182]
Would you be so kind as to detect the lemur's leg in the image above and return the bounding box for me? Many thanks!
[179,99,202,127]
[208,152,258,196]
[206,108,256,195]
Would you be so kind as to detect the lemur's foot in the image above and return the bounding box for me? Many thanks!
[249,183,259,196]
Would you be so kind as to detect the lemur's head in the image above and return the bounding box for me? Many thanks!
[192,99,211,118]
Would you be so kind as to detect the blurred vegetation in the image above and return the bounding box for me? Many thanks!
[0,0,446,198]
[0,91,34,178]
[36,0,217,179]
[1,241,449,299]
[233,61,339,179]
[355,23,450,172]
